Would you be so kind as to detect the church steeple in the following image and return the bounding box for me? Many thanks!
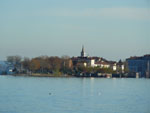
[81,45,86,57]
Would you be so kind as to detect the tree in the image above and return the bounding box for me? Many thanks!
[29,58,40,72]
[7,55,22,73]
[124,61,129,73]
[61,56,73,74]
[38,56,51,73]
[22,57,30,71]
[7,55,22,65]
[48,57,62,71]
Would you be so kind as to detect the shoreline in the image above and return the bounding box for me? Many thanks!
[1,73,146,78]
[11,73,74,77]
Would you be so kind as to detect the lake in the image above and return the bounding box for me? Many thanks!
[0,76,150,113]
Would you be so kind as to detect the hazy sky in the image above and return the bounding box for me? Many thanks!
[0,0,150,61]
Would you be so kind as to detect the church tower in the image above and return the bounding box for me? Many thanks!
[81,45,86,57]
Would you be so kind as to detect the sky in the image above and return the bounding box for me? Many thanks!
[0,0,150,61]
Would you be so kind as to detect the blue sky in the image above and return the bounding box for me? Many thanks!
[0,0,150,61]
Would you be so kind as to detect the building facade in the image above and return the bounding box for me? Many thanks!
[126,55,150,77]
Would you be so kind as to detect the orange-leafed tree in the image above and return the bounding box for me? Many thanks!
[29,58,40,72]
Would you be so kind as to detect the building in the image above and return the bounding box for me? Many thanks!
[0,61,15,75]
[72,46,100,67]
[95,60,110,68]
[72,46,124,72]
[126,54,150,78]
[116,60,125,73]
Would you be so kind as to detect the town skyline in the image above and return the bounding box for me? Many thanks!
[0,45,150,62]
[1,46,150,78]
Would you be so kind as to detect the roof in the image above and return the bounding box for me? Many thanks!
[72,56,99,60]
[95,61,110,65]
[126,54,150,60]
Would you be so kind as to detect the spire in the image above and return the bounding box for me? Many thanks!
[82,45,84,53]
[81,45,86,57]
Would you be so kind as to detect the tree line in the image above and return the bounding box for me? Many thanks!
[7,55,73,75]
[6,55,127,76]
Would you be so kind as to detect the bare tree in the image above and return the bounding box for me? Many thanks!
[7,55,22,65]
[22,57,30,71]
[7,55,22,73]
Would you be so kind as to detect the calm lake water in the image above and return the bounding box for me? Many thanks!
[0,76,150,113]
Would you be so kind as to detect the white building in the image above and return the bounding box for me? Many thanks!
[72,46,125,72]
